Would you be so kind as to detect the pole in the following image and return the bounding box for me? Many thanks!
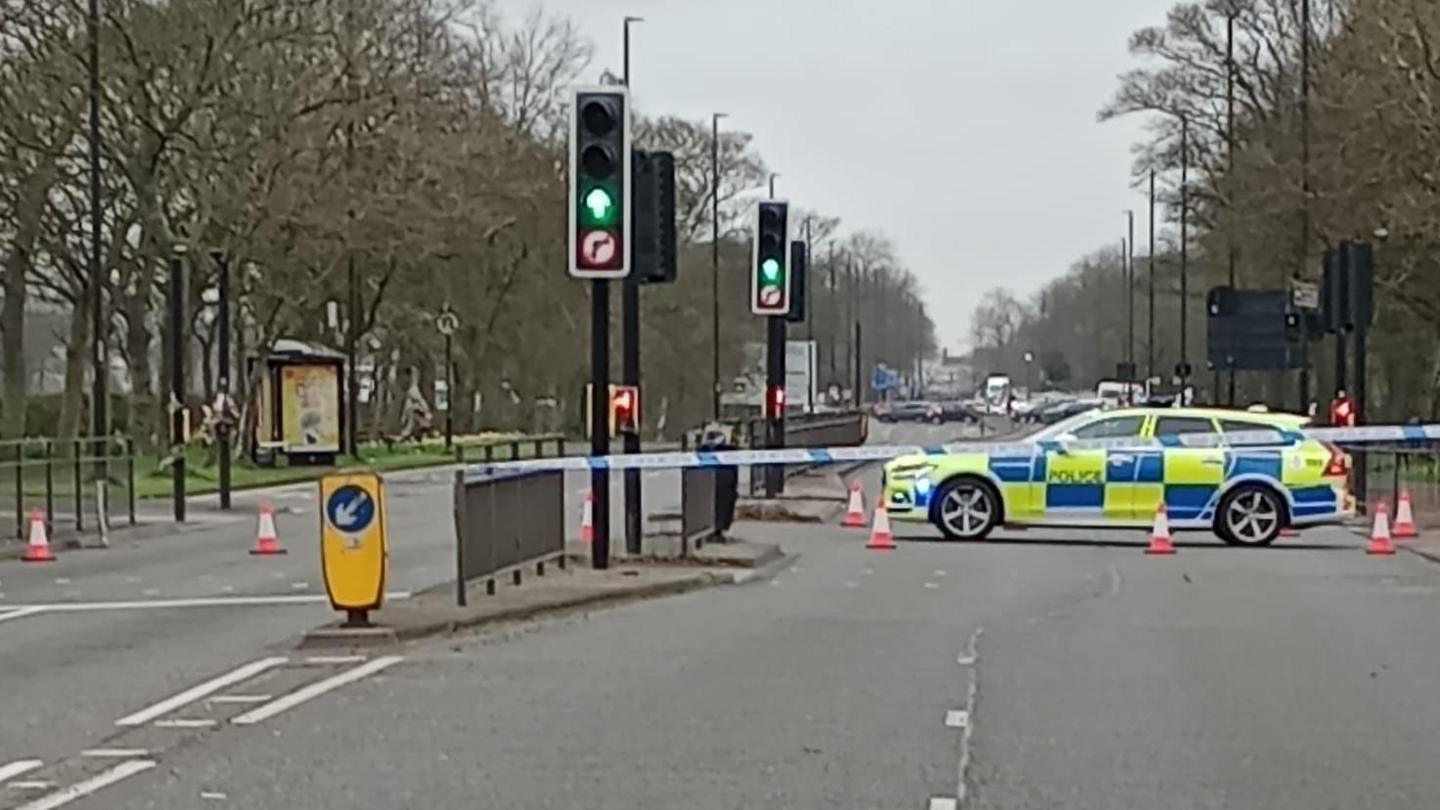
[1354,315,1368,504]
[710,113,725,421]
[168,253,186,522]
[1298,0,1313,413]
[443,332,453,451]
[1148,169,1156,381]
[346,256,358,456]
[1226,9,1238,407]
[827,244,837,386]
[764,315,785,497]
[768,174,778,198]
[1126,210,1135,369]
[88,0,107,474]
[853,320,863,408]
[590,280,610,570]
[215,251,231,510]
[620,16,642,556]
[1179,115,1190,390]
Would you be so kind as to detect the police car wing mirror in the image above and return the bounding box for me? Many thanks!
[1054,433,1078,452]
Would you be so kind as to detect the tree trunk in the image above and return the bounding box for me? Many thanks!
[124,266,156,445]
[1,165,56,438]
[57,295,92,442]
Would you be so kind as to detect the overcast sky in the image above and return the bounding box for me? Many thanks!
[499,0,1168,350]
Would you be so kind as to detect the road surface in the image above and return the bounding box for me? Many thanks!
[7,424,1439,808]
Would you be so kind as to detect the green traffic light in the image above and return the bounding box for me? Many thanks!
[583,187,615,225]
[761,258,781,280]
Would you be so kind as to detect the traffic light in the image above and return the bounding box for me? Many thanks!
[632,150,677,284]
[766,385,786,420]
[751,200,790,315]
[785,240,807,324]
[611,384,639,435]
[568,87,631,279]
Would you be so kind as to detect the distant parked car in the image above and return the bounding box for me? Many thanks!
[929,401,982,424]
[1036,398,1104,425]
[876,401,934,423]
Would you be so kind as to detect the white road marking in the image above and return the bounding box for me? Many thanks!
[955,627,983,803]
[845,581,859,588]
[200,791,227,800]
[79,749,148,758]
[290,582,308,590]
[0,607,46,625]
[305,655,366,665]
[15,759,156,810]
[0,761,43,784]
[206,694,272,704]
[945,709,969,728]
[934,569,948,577]
[8,781,53,790]
[2,593,410,613]
[956,653,976,666]
[924,582,940,589]
[116,656,289,726]
[231,656,403,725]
[154,718,217,728]
[141,589,160,597]
[52,578,70,586]
[928,799,957,810]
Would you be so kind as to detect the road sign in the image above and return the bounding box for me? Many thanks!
[581,230,618,265]
[871,365,898,392]
[436,311,459,336]
[319,472,387,614]
[1290,279,1319,310]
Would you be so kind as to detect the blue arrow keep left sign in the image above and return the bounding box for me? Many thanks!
[325,484,375,534]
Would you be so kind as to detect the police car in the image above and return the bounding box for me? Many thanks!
[881,407,1354,546]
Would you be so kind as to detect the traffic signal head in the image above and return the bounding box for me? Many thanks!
[569,88,631,278]
[751,200,790,315]
[610,385,639,435]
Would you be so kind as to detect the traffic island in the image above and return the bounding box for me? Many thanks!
[300,563,746,648]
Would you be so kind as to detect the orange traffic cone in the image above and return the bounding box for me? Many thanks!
[579,491,595,543]
[1393,491,1418,539]
[866,505,896,550]
[841,482,866,528]
[1366,501,1396,555]
[21,509,54,563]
[1145,502,1176,555]
[250,503,287,555]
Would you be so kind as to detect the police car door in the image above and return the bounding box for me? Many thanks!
[1044,414,1146,523]
[1149,415,1225,524]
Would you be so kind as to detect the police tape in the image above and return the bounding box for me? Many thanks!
[461,422,1440,482]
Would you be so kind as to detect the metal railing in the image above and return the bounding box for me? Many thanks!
[453,433,568,465]
[0,436,137,539]
[1363,446,1440,523]
[452,467,566,606]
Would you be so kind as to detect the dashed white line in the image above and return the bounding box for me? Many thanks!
[8,781,53,791]
[945,709,969,728]
[0,760,43,784]
[116,656,289,727]
[923,582,940,589]
[928,798,957,810]
[153,718,218,729]
[934,569,948,577]
[15,759,156,810]
[199,791,228,800]
[232,656,403,725]
[207,694,272,705]
[290,582,309,590]
[52,578,70,586]
[79,749,148,759]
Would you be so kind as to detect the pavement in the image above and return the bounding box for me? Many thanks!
[25,420,1440,808]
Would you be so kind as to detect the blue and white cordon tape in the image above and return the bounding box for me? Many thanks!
[462,423,1440,483]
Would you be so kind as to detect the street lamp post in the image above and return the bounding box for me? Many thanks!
[212,250,232,510]
[88,0,107,477]
[620,13,644,558]
[1126,210,1135,372]
[710,111,728,420]
[768,173,780,199]
[1179,113,1190,391]
[1148,169,1156,381]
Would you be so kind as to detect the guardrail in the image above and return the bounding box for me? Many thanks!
[1362,445,1440,522]
[452,433,567,465]
[0,436,137,539]
[451,467,566,606]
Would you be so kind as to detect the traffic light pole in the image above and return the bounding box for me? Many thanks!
[765,314,786,498]
[590,281,611,570]
[168,252,186,523]
[621,279,641,555]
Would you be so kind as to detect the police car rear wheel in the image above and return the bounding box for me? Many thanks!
[1218,485,1282,546]
[934,479,998,540]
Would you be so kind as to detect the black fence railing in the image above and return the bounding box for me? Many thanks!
[452,433,568,465]
[0,436,137,540]
[452,468,566,606]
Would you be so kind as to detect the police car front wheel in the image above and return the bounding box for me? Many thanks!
[1216,485,1284,546]
[933,478,999,541]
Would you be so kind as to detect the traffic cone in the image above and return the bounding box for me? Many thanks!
[249,503,287,555]
[866,505,896,550]
[579,491,595,543]
[1366,501,1396,555]
[21,509,54,563]
[1393,491,1419,539]
[841,483,866,528]
[1144,502,1176,555]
